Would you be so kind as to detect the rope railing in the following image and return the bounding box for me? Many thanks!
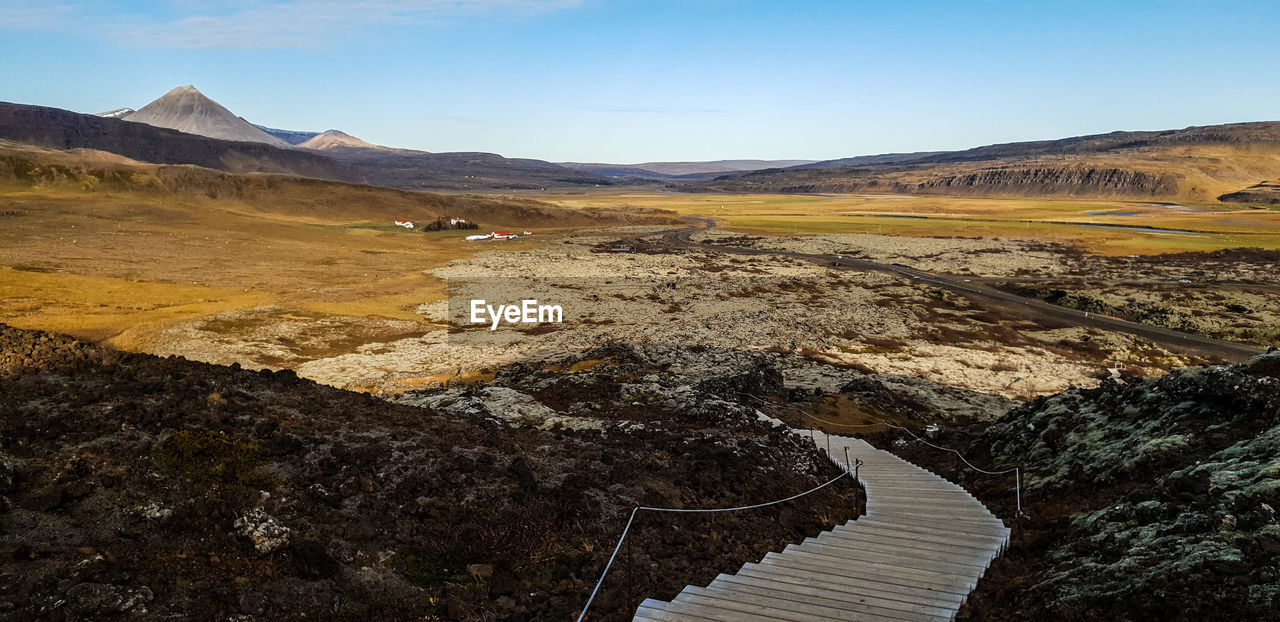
[738,392,1023,517]
[576,465,855,621]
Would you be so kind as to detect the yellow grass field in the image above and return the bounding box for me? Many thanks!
[0,186,553,351]
[543,190,1280,255]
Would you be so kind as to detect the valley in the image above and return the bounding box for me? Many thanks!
[2,44,1280,618]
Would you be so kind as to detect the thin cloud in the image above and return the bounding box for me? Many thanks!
[2,0,585,48]
[579,105,727,114]
[0,2,79,29]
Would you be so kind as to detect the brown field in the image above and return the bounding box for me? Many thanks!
[0,188,555,352]
[0,146,677,359]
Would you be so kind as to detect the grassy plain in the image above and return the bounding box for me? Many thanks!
[0,183,553,354]
[544,190,1280,255]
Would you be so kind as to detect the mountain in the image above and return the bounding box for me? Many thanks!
[68,85,612,190]
[0,101,352,181]
[23,85,639,191]
[696,122,1280,202]
[254,124,321,145]
[799,123,1280,170]
[297,129,388,151]
[560,159,819,179]
[122,85,291,148]
[96,108,135,119]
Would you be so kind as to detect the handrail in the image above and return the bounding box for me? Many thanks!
[738,392,1023,516]
[576,467,854,621]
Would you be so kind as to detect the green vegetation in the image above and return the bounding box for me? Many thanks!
[401,551,475,587]
[153,429,276,503]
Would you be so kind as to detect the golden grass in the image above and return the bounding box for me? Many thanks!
[541,190,1280,255]
[0,184,562,350]
[0,266,272,342]
[391,369,499,392]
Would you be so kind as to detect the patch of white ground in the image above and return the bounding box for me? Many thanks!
[295,230,1126,403]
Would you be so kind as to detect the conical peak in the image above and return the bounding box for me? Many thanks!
[165,84,203,96]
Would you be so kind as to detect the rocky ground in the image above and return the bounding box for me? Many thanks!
[270,228,1193,403]
[875,349,1280,620]
[712,230,1280,283]
[0,324,863,621]
[696,231,1078,278]
[1002,282,1280,349]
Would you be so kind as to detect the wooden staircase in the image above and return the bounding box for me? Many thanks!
[634,433,1009,621]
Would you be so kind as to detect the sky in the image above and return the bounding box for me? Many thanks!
[1,0,1278,163]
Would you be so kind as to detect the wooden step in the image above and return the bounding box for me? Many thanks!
[709,572,957,618]
[754,555,975,597]
[674,586,917,622]
[787,541,990,574]
[720,568,963,610]
[851,519,1010,544]
[633,434,1010,621]
[814,529,1003,558]
[761,552,977,592]
[831,523,1005,553]
[691,583,945,622]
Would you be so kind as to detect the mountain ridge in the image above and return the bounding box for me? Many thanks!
[560,159,818,179]
[696,122,1280,201]
[298,129,389,151]
[0,101,353,181]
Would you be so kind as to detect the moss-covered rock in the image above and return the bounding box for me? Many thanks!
[970,353,1280,619]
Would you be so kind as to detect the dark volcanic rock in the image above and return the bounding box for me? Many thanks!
[0,324,857,621]
[696,362,786,398]
[886,352,1280,621]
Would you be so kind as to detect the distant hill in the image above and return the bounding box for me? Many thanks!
[319,146,612,191]
[254,124,321,145]
[560,159,818,179]
[298,129,388,151]
[0,101,353,181]
[121,86,291,148]
[697,122,1280,202]
[0,139,679,228]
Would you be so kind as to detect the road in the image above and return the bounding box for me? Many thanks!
[649,218,1265,363]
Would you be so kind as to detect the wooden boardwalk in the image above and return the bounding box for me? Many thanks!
[634,432,1009,621]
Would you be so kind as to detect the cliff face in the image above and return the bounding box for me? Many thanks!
[756,165,1181,197]
[0,102,352,181]
[917,165,1180,196]
[703,120,1280,200]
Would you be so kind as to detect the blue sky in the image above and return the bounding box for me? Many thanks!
[1,1,1278,162]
